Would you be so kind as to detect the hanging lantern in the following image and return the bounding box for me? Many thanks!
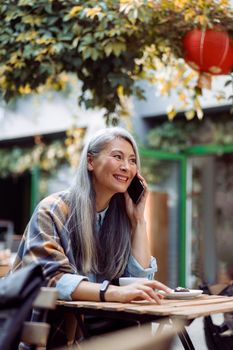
[182,27,233,77]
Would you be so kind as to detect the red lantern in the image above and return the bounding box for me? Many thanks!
[182,27,233,75]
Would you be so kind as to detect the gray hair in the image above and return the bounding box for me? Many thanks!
[68,127,140,279]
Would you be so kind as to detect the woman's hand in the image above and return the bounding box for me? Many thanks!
[106,280,172,304]
[124,174,151,268]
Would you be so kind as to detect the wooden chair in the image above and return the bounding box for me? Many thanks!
[201,283,233,350]
[56,320,183,350]
[0,263,10,277]
[20,287,58,350]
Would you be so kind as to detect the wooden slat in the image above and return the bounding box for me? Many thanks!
[76,296,231,314]
[33,287,58,309]
[121,297,233,316]
[57,296,233,319]
[129,296,231,308]
[170,301,233,319]
[57,300,124,310]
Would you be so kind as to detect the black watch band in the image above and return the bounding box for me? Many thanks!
[99,280,111,302]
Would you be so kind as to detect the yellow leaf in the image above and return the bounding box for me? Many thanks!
[173,0,189,11]
[167,104,177,120]
[104,43,113,57]
[184,9,196,21]
[36,37,54,45]
[69,6,82,17]
[14,60,25,69]
[178,92,186,102]
[35,48,49,62]
[196,15,208,26]
[22,15,40,25]
[147,1,156,9]
[112,42,126,56]
[194,97,201,110]
[219,0,230,5]
[85,7,102,19]
[196,108,204,120]
[19,84,31,94]
[185,110,195,120]
[16,30,38,42]
[117,85,124,97]
[9,51,22,65]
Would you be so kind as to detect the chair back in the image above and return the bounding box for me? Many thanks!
[0,264,44,350]
[21,287,58,350]
[57,320,183,350]
[201,283,233,350]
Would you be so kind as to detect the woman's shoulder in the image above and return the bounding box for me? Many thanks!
[37,189,71,214]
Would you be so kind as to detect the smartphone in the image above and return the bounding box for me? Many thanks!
[127,175,145,204]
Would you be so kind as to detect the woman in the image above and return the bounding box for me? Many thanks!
[12,127,170,344]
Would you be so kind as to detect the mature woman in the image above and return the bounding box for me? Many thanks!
[12,127,170,345]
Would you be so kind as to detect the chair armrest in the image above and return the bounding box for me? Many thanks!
[21,321,50,346]
[33,287,58,309]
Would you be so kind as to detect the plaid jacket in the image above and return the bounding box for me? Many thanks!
[12,190,81,346]
[12,190,77,287]
[13,189,156,347]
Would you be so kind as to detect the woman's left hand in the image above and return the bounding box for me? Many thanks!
[106,279,172,304]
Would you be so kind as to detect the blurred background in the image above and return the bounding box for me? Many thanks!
[0,1,232,289]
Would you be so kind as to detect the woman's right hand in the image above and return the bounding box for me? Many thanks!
[106,280,172,305]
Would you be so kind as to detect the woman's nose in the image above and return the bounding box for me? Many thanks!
[120,160,129,171]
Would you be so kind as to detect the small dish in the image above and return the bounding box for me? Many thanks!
[159,289,203,299]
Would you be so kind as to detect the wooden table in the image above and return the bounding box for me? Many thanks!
[0,264,10,277]
[57,295,233,350]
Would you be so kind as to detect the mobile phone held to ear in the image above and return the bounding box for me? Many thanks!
[127,176,145,204]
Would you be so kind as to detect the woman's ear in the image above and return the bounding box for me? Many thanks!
[87,153,94,171]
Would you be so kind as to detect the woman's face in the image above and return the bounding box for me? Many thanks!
[88,137,137,200]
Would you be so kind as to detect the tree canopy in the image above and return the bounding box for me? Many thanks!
[0,0,233,123]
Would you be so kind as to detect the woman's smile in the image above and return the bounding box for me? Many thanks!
[87,137,137,210]
[113,174,129,183]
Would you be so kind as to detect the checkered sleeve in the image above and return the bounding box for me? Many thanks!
[12,191,78,287]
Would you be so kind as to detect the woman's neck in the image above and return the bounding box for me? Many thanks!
[95,196,111,212]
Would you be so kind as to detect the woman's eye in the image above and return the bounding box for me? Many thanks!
[113,154,121,160]
[129,158,137,164]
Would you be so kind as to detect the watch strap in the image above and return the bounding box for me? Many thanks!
[99,280,111,302]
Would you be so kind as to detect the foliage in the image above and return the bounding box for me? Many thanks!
[141,157,172,184]
[0,0,232,123]
[147,116,233,152]
[141,116,233,183]
[0,127,85,178]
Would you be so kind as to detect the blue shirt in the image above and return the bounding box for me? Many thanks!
[57,206,157,300]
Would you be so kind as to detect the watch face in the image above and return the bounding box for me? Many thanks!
[100,280,110,291]
[100,280,110,302]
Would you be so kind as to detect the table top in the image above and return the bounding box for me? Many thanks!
[0,264,10,277]
[57,295,233,320]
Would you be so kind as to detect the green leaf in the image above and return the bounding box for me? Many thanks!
[224,79,232,87]
[111,42,126,57]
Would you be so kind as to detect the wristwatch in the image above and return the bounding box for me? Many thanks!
[99,280,111,302]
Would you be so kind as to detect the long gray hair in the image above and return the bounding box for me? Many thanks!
[68,127,140,280]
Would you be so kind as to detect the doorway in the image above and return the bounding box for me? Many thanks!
[0,172,31,236]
